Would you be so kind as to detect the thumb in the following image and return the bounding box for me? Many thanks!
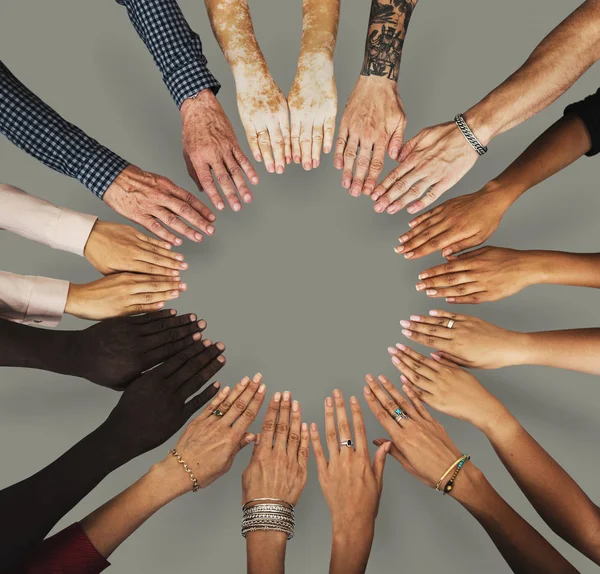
[238,432,257,455]
[373,441,391,487]
[388,127,405,160]
[373,438,403,463]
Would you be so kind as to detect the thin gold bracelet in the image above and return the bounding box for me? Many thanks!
[436,454,468,492]
[168,448,199,492]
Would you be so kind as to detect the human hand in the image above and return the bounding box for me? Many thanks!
[236,74,291,175]
[84,221,187,277]
[415,247,539,303]
[335,76,406,196]
[162,374,267,493]
[363,375,462,490]
[288,59,337,170]
[181,89,259,212]
[242,390,309,505]
[103,165,216,245]
[102,339,226,458]
[387,344,508,430]
[64,273,185,320]
[310,390,389,534]
[395,188,510,260]
[371,120,480,215]
[398,310,530,369]
[69,310,208,390]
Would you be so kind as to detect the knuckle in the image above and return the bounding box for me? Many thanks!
[443,263,455,273]
[457,284,467,294]
[276,422,289,434]
[233,399,247,413]
[243,407,256,420]
[425,336,437,346]
[376,410,389,424]
[217,174,230,185]
[288,431,301,443]
[357,157,370,168]
[298,446,310,459]
[326,430,338,442]
[262,420,276,432]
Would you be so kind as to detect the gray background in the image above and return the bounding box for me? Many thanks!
[1,1,599,572]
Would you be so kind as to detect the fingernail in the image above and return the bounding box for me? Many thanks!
[233,203,242,212]
[244,194,253,202]
[402,329,413,337]
[207,226,215,235]
[447,297,456,303]
[276,165,284,174]
[400,375,409,383]
[169,309,177,315]
[387,346,397,355]
[404,252,414,259]
[251,176,259,184]
[180,262,188,270]
[400,320,410,328]
[253,373,262,383]
[407,205,418,214]
[394,245,404,254]
[374,203,384,213]
[178,283,186,290]
[198,320,206,329]
[399,235,408,243]
[258,384,266,394]
[415,283,426,291]
[387,206,398,214]
[430,310,440,316]
[442,249,452,257]
[366,374,375,382]
[217,202,225,210]
[217,355,226,363]
[310,422,317,431]
[192,332,201,340]
[157,302,164,308]
[391,148,399,157]
[203,339,213,346]
[188,314,197,321]
[325,397,333,407]
[267,164,275,173]
[216,342,225,351]
[195,233,203,241]
[274,392,281,402]
[410,315,420,321]
[285,156,292,164]
[223,386,231,394]
[303,162,312,171]
[292,400,299,412]
[313,159,319,168]
[392,355,401,365]
[419,273,429,280]
[302,422,308,431]
[170,290,180,297]
[294,155,301,163]
[240,376,250,387]
[396,343,406,351]
[175,254,184,261]
[333,388,341,398]
[213,381,220,388]
[350,396,357,404]
[208,213,217,222]
[175,238,183,245]
[363,386,372,395]
[426,289,437,296]
[283,391,291,402]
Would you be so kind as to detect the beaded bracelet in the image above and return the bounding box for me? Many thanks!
[443,455,471,495]
[436,454,468,492]
[168,448,199,492]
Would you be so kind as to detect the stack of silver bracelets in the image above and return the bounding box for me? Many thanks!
[241,498,295,540]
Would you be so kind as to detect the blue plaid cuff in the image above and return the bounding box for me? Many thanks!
[77,146,129,199]
[166,57,221,109]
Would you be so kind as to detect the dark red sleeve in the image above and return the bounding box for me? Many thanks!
[14,523,110,574]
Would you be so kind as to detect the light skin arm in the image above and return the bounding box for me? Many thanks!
[390,346,600,566]
[372,0,600,215]
[399,311,600,375]
[288,0,340,170]
[204,0,290,175]
[335,0,418,197]
[397,114,593,260]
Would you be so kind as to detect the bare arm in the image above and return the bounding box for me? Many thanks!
[246,532,287,574]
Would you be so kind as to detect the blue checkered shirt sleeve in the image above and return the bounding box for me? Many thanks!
[116,0,221,108]
[0,61,129,199]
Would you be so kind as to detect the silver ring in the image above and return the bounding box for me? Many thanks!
[394,408,408,423]
[447,319,455,329]
[339,439,353,448]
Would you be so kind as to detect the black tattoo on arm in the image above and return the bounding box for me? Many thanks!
[361,0,417,81]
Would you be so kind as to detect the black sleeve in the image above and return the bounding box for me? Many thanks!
[564,87,600,157]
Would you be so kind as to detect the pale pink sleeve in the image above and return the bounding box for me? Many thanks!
[0,183,97,256]
[0,271,69,327]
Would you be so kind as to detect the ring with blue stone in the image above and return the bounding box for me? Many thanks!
[394,408,408,423]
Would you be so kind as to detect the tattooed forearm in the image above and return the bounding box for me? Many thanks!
[361,0,418,81]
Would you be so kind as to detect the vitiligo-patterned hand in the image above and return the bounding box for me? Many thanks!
[103,165,216,245]
[238,75,292,174]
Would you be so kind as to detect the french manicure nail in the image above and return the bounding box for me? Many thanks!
[418,273,428,280]
[426,289,437,296]
[404,252,414,259]
[258,384,266,394]
[400,320,410,328]
[395,245,404,253]
[415,283,425,291]
[253,373,262,383]
[410,315,420,321]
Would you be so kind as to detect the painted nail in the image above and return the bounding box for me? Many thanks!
[402,329,413,337]
[395,245,404,254]
[447,297,456,303]
[404,252,414,259]
[418,273,429,280]
[395,343,406,351]
[292,400,299,411]
[392,355,401,365]
[387,346,397,355]
[410,315,421,321]
[274,392,281,402]
[426,289,437,296]
[415,283,426,291]
[400,320,410,328]
[253,373,262,383]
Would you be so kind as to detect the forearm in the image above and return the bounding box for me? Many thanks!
[452,464,579,574]
[0,423,133,569]
[298,0,340,61]
[481,114,592,206]
[520,329,600,375]
[480,411,600,564]
[80,455,188,558]
[204,0,269,85]
[465,0,600,145]
[246,531,288,574]
[521,251,600,289]
[360,0,418,83]
[329,523,374,574]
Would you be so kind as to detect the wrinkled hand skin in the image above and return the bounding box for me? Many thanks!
[288,0,340,170]
[181,90,258,213]
[205,0,291,174]
[68,310,207,390]
[104,165,215,246]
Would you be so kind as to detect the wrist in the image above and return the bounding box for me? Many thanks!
[479,179,523,212]
[448,463,488,507]
[520,250,561,285]
[180,89,217,118]
[356,73,397,91]
[64,283,84,317]
[332,515,375,543]
[146,456,192,502]
[473,400,514,436]
[463,103,497,147]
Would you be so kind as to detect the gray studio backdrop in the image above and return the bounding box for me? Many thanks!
[1,1,599,572]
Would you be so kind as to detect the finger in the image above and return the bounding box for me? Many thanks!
[135,232,174,252]
[446,293,487,304]
[311,123,324,169]
[290,119,301,164]
[140,215,180,246]
[129,308,177,325]
[418,260,473,282]
[216,376,252,417]
[172,340,225,389]
[375,375,420,420]
[394,217,445,256]
[246,128,263,164]
[349,396,368,456]
[349,144,372,197]
[232,377,267,434]
[280,119,292,166]
[364,374,400,420]
[362,384,398,437]
[269,123,286,174]
[323,116,336,155]
[399,316,455,339]
[225,153,253,205]
[195,166,225,211]
[333,123,349,170]
[332,389,352,452]
[234,432,257,455]
[442,236,485,258]
[402,383,435,422]
[127,301,168,315]
[144,331,202,366]
[310,422,328,474]
[423,283,485,301]
[177,350,226,400]
[363,142,386,196]
[385,178,434,215]
[212,163,241,212]
[233,146,260,186]
[298,422,310,468]
[391,343,440,374]
[165,186,217,235]
[388,125,404,160]
[373,438,408,467]
[135,249,187,276]
[153,207,206,243]
[428,309,468,321]
[144,313,203,346]
[324,396,339,459]
[401,327,454,353]
[287,399,302,460]
[415,271,477,293]
[391,353,436,395]
[183,381,221,419]
[431,350,471,368]
[341,135,359,188]
[258,129,276,174]
[129,288,181,306]
[373,442,391,489]
[158,340,206,377]
[429,352,460,367]
[199,383,232,419]
[372,163,414,202]
[274,390,292,452]
[221,373,263,425]
[406,182,450,215]
[300,122,313,171]
[259,392,282,450]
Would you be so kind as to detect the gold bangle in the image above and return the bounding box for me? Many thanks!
[436,454,468,492]
[168,448,199,492]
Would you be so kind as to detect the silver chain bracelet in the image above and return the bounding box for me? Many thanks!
[454,113,488,156]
